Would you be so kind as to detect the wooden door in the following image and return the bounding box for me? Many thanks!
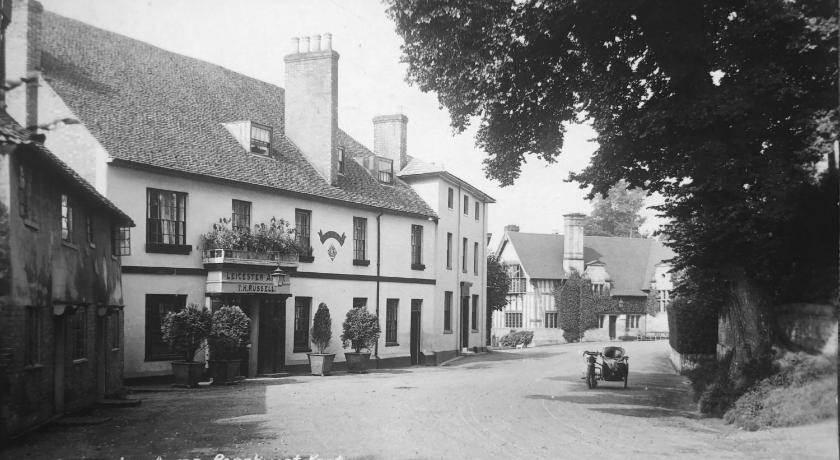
[257,297,286,375]
[410,300,421,365]
[609,315,617,340]
[461,296,470,350]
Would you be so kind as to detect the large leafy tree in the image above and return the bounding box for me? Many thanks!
[486,253,510,344]
[388,0,838,372]
[584,179,647,237]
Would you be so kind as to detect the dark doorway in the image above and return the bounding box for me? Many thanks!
[461,296,470,350]
[410,299,422,365]
[608,315,617,340]
[257,297,287,375]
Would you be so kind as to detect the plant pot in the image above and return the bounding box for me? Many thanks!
[171,361,204,388]
[344,352,371,374]
[209,359,242,385]
[307,353,336,376]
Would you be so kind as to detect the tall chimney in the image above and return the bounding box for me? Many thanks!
[504,224,519,233]
[562,213,586,274]
[372,114,408,171]
[284,34,339,185]
[24,70,38,129]
[6,0,42,123]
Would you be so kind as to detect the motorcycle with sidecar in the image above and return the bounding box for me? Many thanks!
[582,346,629,389]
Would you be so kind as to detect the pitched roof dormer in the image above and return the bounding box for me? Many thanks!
[222,120,274,157]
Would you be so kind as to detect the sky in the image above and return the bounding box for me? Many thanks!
[39,0,665,244]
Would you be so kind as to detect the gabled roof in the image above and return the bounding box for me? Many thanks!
[39,11,436,218]
[501,231,675,296]
[0,112,134,226]
[399,156,495,203]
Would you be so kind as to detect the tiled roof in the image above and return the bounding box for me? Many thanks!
[0,112,134,226]
[503,231,675,296]
[40,11,436,218]
[399,156,495,203]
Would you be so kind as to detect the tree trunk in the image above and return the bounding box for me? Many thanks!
[722,266,776,384]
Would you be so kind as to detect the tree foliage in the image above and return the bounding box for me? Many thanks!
[486,253,510,311]
[311,302,333,354]
[584,180,647,237]
[341,306,381,353]
[388,0,838,363]
[161,304,212,362]
[209,305,250,360]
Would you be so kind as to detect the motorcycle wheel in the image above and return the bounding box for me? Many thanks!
[624,366,629,389]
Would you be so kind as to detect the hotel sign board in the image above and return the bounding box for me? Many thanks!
[205,269,291,295]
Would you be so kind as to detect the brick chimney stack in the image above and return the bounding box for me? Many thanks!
[6,0,42,124]
[373,114,408,171]
[284,33,339,185]
[563,213,586,274]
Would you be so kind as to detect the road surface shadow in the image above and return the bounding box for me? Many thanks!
[444,350,559,367]
[528,371,700,419]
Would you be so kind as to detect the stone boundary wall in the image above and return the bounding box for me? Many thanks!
[669,346,715,374]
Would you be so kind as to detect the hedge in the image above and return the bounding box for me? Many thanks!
[667,296,718,354]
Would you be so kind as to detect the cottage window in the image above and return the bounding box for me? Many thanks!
[658,290,670,312]
[592,283,605,296]
[353,297,367,308]
[473,242,479,275]
[627,314,641,329]
[112,225,131,256]
[462,237,468,273]
[25,306,42,365]
[377,157,394,184]
[444,291,453,332]
[61,194,74,242]
[110,313,121,350]
[545,311,559,328]
[145,294,186,361]
[506,264,526,294]
[86,215,95,245]
[71,306,87,360]
[411,224,423,268]
[447,187,454,209]
[471,295,479,331]
[386,298,399,345]
[446,232,453,270]
[250,122,272,155]
[146,188,187,246]
[293,297,312,352]
[353,217,367,261]
[463,195,469,215]
[599,315,606,328]
[505,312,523,328]
[475,202,479,221]
[338,147,346,174]
[19,163,33,221]
[295,209,312,252]
[231,199,251,232]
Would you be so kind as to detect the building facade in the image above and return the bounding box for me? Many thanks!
[493,214,674,346]
[0,111,134,441]
[5,1,493,379]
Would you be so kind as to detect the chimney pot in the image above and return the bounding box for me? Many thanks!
[322,33,332,51]
[290,37,300,53]
[310,34,321,52]
[504,224,519,232]
[372,114,409,171]
[299,36,310,53]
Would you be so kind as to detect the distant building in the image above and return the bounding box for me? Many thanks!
[5,0,493,379]
[0,108,134,441]
[493,214,674,345]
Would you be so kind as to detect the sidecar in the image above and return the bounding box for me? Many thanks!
[583,346,629,389]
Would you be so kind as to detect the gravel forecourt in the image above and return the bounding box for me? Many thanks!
[2,341,836,460]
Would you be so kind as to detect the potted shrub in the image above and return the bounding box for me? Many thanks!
[307,303,335,376]
[161,304,212,388]
[340,305,381,373]
[209,305,250,385]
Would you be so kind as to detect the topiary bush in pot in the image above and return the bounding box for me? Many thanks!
[341,305,381,373]
[308,302,335,376]
[161,303,212,387]
[208,305,250,384]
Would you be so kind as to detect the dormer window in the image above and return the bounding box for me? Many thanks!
[250,122,272,155]
[338,147,346,174]
[377,157,393,184]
